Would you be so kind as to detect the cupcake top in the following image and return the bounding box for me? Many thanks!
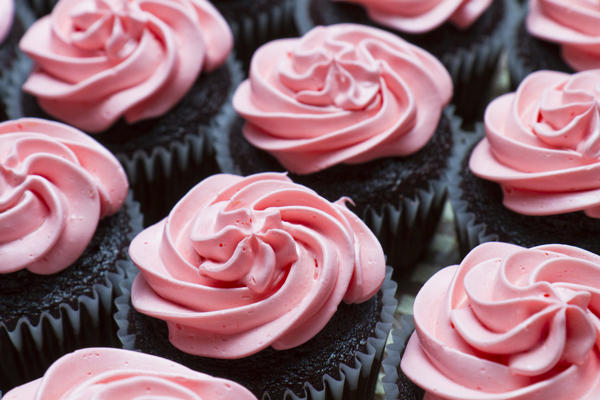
[337,0,493,33]
[0,0,14,44]
[233,23,452,175]
[0,118,128,274]
[3,347,258,400]
[130,172,386,358]
[19,0,233,133]
[402,241,600,400]
[470,69,600,218]
[527,0,600,71]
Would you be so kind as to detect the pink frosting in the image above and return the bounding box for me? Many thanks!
[19,0,233,133]
[130,172,386,358]
[232,24,452,175]
[338,0,493,33]
[402,242,600,400]
[470,70,600,218]
[527,0,600,71]
[0,118,128,274]
[3,347,258,400]
[0,0,14,45]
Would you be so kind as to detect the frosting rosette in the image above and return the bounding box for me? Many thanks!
[527,0,600,71]
[232,23,452,175]
[130,172,386,358]
[19,0,233,133]
[0,118,128,274]
[470,70,600,218]
[3,348,258,400]
[0,0,14,44]
[402,242,600,400]
[338,0,493,33]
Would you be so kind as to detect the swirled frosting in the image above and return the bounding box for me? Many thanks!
[3,348,258,400]
[470,70,600,218]
[0,118,128,274]
[338,0,493,33]
[0,0,14,45]
[19,0,233,133]
[130,172,386,358]
[402,242,600,400]
[232,23,452,175]
[527,0,600,71]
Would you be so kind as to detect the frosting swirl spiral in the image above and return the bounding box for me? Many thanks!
[19,0,233,133]
[527,0,600,71]
[470,70,600,218]
[130,172,386,358]
[339,0,493,33]
[402,242,600,400]
[0,118,128,274]
[0,0,14,45]
[3,348,257,400]
[232,24,452,175]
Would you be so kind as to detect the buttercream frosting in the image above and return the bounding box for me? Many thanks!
[19,0,233,133]
[337,0,493,33]
[232,24,452,175]
[0,118,128,274]
[402,242,600,400]
[470,69,600,218]
[130,172,386,358]
[0,0,14,45]
[527,0,600,71]
[3,347,258,400]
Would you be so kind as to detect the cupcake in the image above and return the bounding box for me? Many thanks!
[401,241,600,399]
[0,118,142,393]
[225,23,456,269]
[10,0,239,226]
[210,0,298,73]
[3,347,258,400]
[295,0,515,123]
[118,172,397,400]
[449,69,600,257]
[507,0,600,89]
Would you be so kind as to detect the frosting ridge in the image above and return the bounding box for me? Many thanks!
[0,0,14,45]
[470,69,600,218]
[3,347,258,400]
[20,0,233,133]
[527,0,600,71]
[402,242,600,400]
[130,172,386,358]
[0,118,128,274]
[337,0,493,33]
[232,24,452,175]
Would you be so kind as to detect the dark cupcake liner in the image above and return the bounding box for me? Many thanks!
[382,315,422,400]
[505,2,573,91]
[216,0,298,74]
[2,52,244,227]
[23,0,57,18]
[0,192,143,393]
[116,266,397,400]
[294,0,516,125]
[446,124,497,257]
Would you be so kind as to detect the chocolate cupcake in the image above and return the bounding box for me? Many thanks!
[116,172,397,400]
[221,24,457,270]
[401,242,600,399]
[0,118,143,393]
[296,0,516,124]
[8,0,240,227]
[449,69,600,257]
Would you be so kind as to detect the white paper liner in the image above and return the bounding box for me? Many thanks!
[382,315,416,400]
[446,123,498,257]
[294,0,514,124]
[0,192,143,393]
[115,266,397,400]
